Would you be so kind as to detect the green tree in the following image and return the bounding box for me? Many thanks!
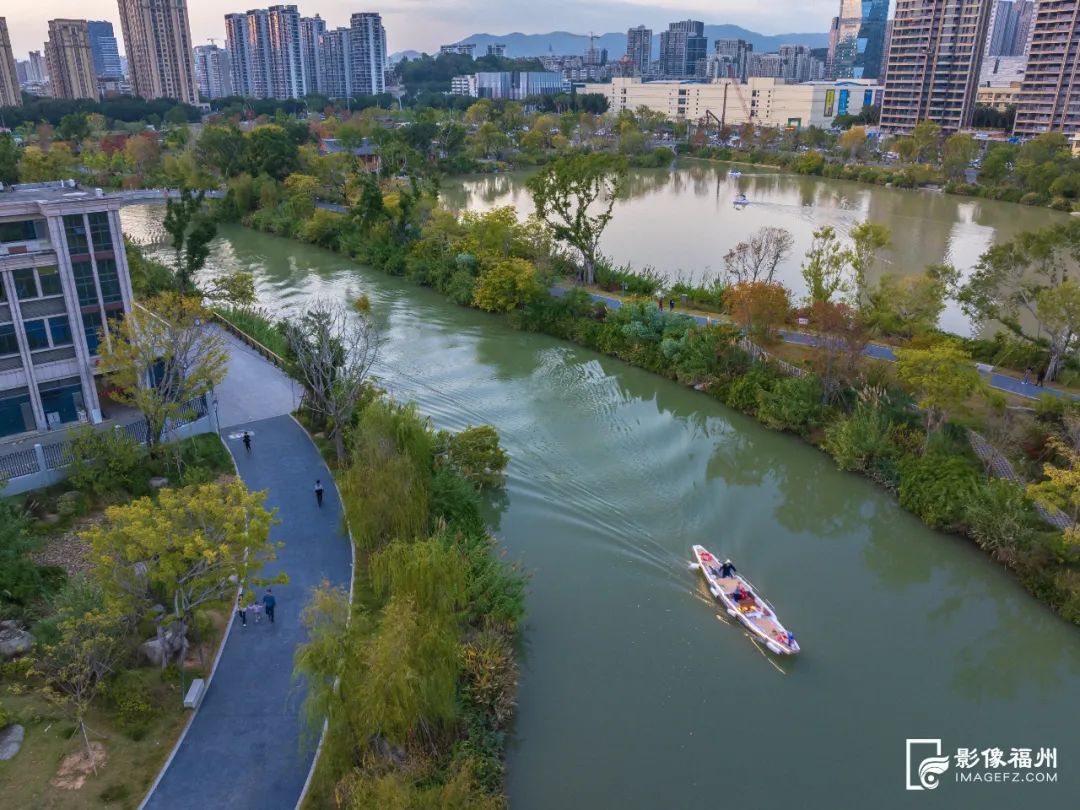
[56,113,90,142]
[526,153,627,285]
[959,220,1080,380]
[163,187,218,295]
[472,257,540,313]
[800,225,850,304]
[910,120,942,163]
[865,265,954,337]
[0,132,18,184]
[0,499,46,609]
[196,125,247,178]
[896,340,985,437]
[943,133,978,179]
[848,220,891,292]
[440,425,510,488]
[96,293,229,447]
[246,124,299,180]
[85,479,281,668]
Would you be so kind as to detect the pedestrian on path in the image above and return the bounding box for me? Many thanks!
[236,592,247,627]
[1037,366,1047,387]
[668,298,675,312]
[1022,367,1032,385]
[315,479,325,508]
[657,295,664,311]
[262,588,276,623]
[242,431,252,453]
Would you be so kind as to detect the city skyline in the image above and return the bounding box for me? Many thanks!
[5,1,842,59]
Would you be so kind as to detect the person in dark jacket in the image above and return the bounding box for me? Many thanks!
[720,559,736,578]
[262,588,276,623]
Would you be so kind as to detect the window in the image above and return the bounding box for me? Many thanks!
[0,323,17,355]
[12,268,38,299]
[96,259,123,304]
[87,212,114,252]
[0,219,41,243]
[72,261,98,306]
[48,316,73,346]
[23,319,49,350]
[82,311,102,355]
[38,266,62,297]
[63,214,89,254]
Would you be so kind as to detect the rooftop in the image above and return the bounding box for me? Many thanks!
[0,180,112,203]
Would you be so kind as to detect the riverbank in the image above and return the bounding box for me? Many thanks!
[218,200,1079,628]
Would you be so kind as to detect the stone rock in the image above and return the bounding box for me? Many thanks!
[0,724,24,761]
[41,513,61,525]
[0,625,32,660]
[150,604,166,616]
[138,629,186,667]
[149,477,170,489]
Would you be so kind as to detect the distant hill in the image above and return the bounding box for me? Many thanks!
[389,50,422,63]
[440,26,828,59]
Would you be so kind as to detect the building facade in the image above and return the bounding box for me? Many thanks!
[225,6,306,100]
[439,43,476,57]
[0,18,20,107]
[986,0,1036,56]
[300,15,325,95]
[46,20,98,100]
[710,39,753,82]
[117,0,199,104]
[0,183,135,437]
[605,77,881,129]
[625,26,652,77]
[319,27,352,99]
[451,71,565,100]
[193,43,233,99]
[880,0,992,133]
[28,51,47,84]
[1013,0,1080,137]
[87,21,123,79]
[659,20,707,78]
[828,0,889,79]
[350,13,386,96]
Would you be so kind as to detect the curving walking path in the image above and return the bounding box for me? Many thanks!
[140,339,351,810]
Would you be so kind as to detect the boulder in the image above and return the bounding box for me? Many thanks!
[0,724,24,761]
[138,629,186,667]
[0,625,32,660]
[149,477,170,489]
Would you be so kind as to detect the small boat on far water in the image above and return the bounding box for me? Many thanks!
[729,170,742,178]
[733,193,749,206]
[691,545,800,655]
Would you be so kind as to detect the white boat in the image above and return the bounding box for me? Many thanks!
[733,194,749,206]
[691,545,800,655]
[729,170,742,178]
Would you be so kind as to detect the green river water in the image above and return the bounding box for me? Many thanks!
[121,168,1078,808]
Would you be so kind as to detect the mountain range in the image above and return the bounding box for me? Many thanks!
[391,26,828,62]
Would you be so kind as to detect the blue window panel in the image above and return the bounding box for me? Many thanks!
[48,316,73,346]
[23,319,49,350]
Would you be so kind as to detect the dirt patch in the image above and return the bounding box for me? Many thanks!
[30,515,103,577]
[49,741,107,790]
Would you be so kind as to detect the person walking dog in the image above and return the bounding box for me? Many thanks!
[262,588,276,623]
[315,479,325,508]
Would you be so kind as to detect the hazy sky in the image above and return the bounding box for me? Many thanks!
[7,1,837,59]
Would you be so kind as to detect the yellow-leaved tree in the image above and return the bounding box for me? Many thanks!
[97,293,228,449]
[472,257,540,313]
[1028,437,1080,551]
[84,478,283,668]
[896,340,985,438]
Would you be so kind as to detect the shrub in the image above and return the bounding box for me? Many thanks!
[55,490,91,518]
[722,367,772,414]
[0,500,48,610]
[67,426,148,499]
[460,626,518,729]
[0,700,11,728]
[105,670,157,737]
[756,375,824,434]
[965,479,1038,559]
[441,426,508,489]
[429,468,486,536]
[824,404,895,472]
[898,453,982,530]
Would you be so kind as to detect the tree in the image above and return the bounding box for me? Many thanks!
[283,299,382,461]
[96,293,228,448]
[0,132,18,184]
[722,226,795,284]
[896,341,985,438]
[85,479,280,668]
[959,220,1080,380]
[838,126,868,159]
[526,153,627,285]
[943,133,978,179]
[910,120,942,163]
[246,124,299,180]
[196,125,247,178]
[865,265,954,337]
[724,281,791,340]
[808,300,869,402]
[800,225,850,304]
[1028,438,1080,550]
[163,187,217,295]
[848,220,891,292]
[472,257,541,312]
[56,113,90,143]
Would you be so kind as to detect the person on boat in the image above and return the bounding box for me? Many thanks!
[785,631,796,647]
[720,559,736,578]
[731,585,749,602]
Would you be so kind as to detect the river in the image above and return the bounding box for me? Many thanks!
[441,163,1069,336]
[121,191,1079,808]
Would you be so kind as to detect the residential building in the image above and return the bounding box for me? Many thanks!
[777,45,826,83]
[749,54,784,80]
[879,19,894,86]
[15,61,28,88]
[986,0,1036,56]
[604,77,882,129]
[659,20,707,78]
[0,18,20,107]
[193,43,233,99]
[709,38,752,82]
[487,43,506,58]
[977,82,1022,110]
[980,54,1027,86]
[224,6,305,100]
[28,51,47,84]
[880,0,992,133]
[440,43,476,57]
[450,71,565,100]
[350,13,386,96]
[1013,0,1080,137]
[45,20,98,100]
[319,27,352,99]
[625,26,652,77]
[0,182,136,437]
[117,0,199,104]
[300,14,325,95]
[828,0,889,79]
[87,21,123,79]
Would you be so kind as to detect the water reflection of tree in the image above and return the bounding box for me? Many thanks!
[619,168,674,201]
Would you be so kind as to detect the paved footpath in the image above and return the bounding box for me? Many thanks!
[142,341,351,809]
